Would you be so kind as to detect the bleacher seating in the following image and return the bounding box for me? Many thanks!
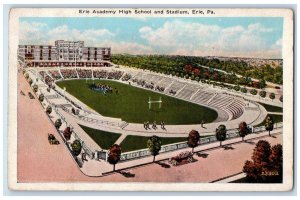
[37,67,249,121]
[60,69,78,79]
[77,69,92,78]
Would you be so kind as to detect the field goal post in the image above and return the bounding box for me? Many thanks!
[148,96,162,110]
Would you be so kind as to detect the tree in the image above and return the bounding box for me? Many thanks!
[238,121,250,142]
[46,105,52,114]
[265,115,274,136]
[251,140,271,165]
[269,144,283,182]
[258,79,266,89]
[279,95,283,102]
[32,84,38,93]
[187,130,200,153]
[107,144,122,171]
[259,90,266,98]
[24,73,29,79]
[269,93,275,101]
[54,119,62,130]
[243,141,282,183]
[28,78,33,86]
[38,94,44,102]
[63,127,72,141]
[216,124,227,146]
[243,140,271,182]
[147,135,162,162]
[71,139,82,156]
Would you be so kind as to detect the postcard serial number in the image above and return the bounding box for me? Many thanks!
[261,171,279,176]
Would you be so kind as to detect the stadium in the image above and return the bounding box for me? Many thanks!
[18,40,283,176]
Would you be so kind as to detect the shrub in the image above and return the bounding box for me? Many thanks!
[54,119,62,129]
[269,93,275,101]
[279,96,283,102]
[24,73,29,79]
[71,139,82,156]
[38,94,44,102]
[63,127,72,141]
[250,89,258,95]
[241,87,247,93]
[259,90,266,98]
[234,85,240,91]
[28,78,33,86]
[46,105,52,114]
[259,79,266,89]
[32,84,38,93]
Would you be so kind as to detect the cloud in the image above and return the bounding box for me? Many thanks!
[19,20,282,58]
[139,20,281,58]
[19,21,154,55]
[19,22,115,46]
[86,40,155,54]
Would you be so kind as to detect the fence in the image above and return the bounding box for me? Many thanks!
[119,122,283,162]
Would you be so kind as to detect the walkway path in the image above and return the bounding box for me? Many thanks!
[268,112,283,115]
[81,128,283,176]
[212,172,246,183]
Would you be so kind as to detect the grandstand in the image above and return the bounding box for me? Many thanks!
[32,66,259,123]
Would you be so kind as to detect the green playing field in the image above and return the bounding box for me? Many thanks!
[56,79,218,125]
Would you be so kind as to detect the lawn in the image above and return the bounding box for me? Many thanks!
[79,124,208,152]
[57,79,218,125]
[79,124,121,149]
[259,103,283,113]
[120,134,212,152]
[254,114,283,127]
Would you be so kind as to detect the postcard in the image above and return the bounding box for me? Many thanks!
[8,7,294,191]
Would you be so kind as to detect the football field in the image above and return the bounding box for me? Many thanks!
[56,79,218,125]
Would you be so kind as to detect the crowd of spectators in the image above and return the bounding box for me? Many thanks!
[155,86,165,92]
[77,69,93,78]
[107,71,124,80]
[60,69,78,79]
[93,70,108,79]
[144,82,154,89]
[121,73,132,81]
[132,78,146,86]
[132,78,166,92]
[169,89,177,95]
[49,70,62,80]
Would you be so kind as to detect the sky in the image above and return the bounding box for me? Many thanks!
[19,17,283,59]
